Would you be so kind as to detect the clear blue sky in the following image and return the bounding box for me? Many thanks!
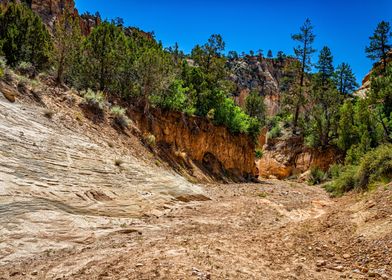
[75,0,392,82]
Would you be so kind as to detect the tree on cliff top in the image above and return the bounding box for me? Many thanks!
[291,18,316,132]
[365,20,391,72]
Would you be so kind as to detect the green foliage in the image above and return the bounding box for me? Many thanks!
[82,89,105,111]
[110,105,130,128]
[326,145,392,195]
[133,47,174,104]
[369,64,392,140]
[334,63,359,95]
[51,7,82,84]
[268,124,282,139]
[245,91,266,127]
[255,148,263,159]
[0,3,51,69]
[305,75,342,148]
[356,144,392,189]
[316,46,334,83]
[308,166,326,185]
[365,20,391,71]
[324,165,358,196]
[0,56,5,78]
[78,21,128,92]
[144,133,156,148]
[326,163,343,180]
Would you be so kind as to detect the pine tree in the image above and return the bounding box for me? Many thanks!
[52,6,82,84]
[0,3,51,69]
[365,20,392,72]
[316,46,334,84]
[245,91,266,126]
[267,50,273,58]
[291,18,316,132]
[81,21,127,91]
[334,63,358,95]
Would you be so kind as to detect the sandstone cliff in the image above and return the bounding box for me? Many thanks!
[355,50,392,98]
[228,56,294,116]
[257,132,341,179]
[130,108,258,182]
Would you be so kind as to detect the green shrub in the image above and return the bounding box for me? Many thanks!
[356,144,392,189]
[16,61,36,77]
[308,166,325,185]
[268,125,282,139]
[144,133,156,148]
[82,89,105,111]
[324,165,358,196]
[0,57,6,78]
[255,148,263,159]
[110,106,130,128]
[325,144,392,196]
[326,164,342,179]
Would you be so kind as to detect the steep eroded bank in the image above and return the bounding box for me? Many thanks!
[130,108,258,182]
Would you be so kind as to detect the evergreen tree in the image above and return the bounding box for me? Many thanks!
[51,6,82,84]
[316,46,334,84]
[0,3,51,69]
[257,49,263,59]
[337,100,357,151]
[365,20,391,72]
[267,50,273,58]
[306,76,342,148]
[334,63,358,95]
[81,21,127,92]
[227,50,239,60]
[245,91,266,126]
[291,18,316,132]
[369,64,392,141]
[133,47,175,112]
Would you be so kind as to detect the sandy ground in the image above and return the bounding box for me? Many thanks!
[0,83,391,279]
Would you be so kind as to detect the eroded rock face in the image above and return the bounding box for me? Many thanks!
[130,108,257,182]
[229,57,294,116]
[258,135,342,179]
[355,50,392,98]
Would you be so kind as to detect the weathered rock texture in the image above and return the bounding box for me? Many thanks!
[130,108,257,182]
[258,134,342,179]
[228,56,294,116]
[355,50,392,98]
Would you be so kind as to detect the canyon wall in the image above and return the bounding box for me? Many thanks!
[228,56,294,116]
[257,133,342,179]
[130,108,258,182]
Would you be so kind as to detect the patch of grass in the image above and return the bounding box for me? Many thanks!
[255,148,263,159]
[308,166,326,185]
[110,105,130,129]
[81,89,105,111]
[144,133,156,148]
[16,61,36,78]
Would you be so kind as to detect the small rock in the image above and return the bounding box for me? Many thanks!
[316,260,327,267]
[332,265,344,272]
[31,270,38,276]
[135,263,143,267]
[343,254,350,259]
